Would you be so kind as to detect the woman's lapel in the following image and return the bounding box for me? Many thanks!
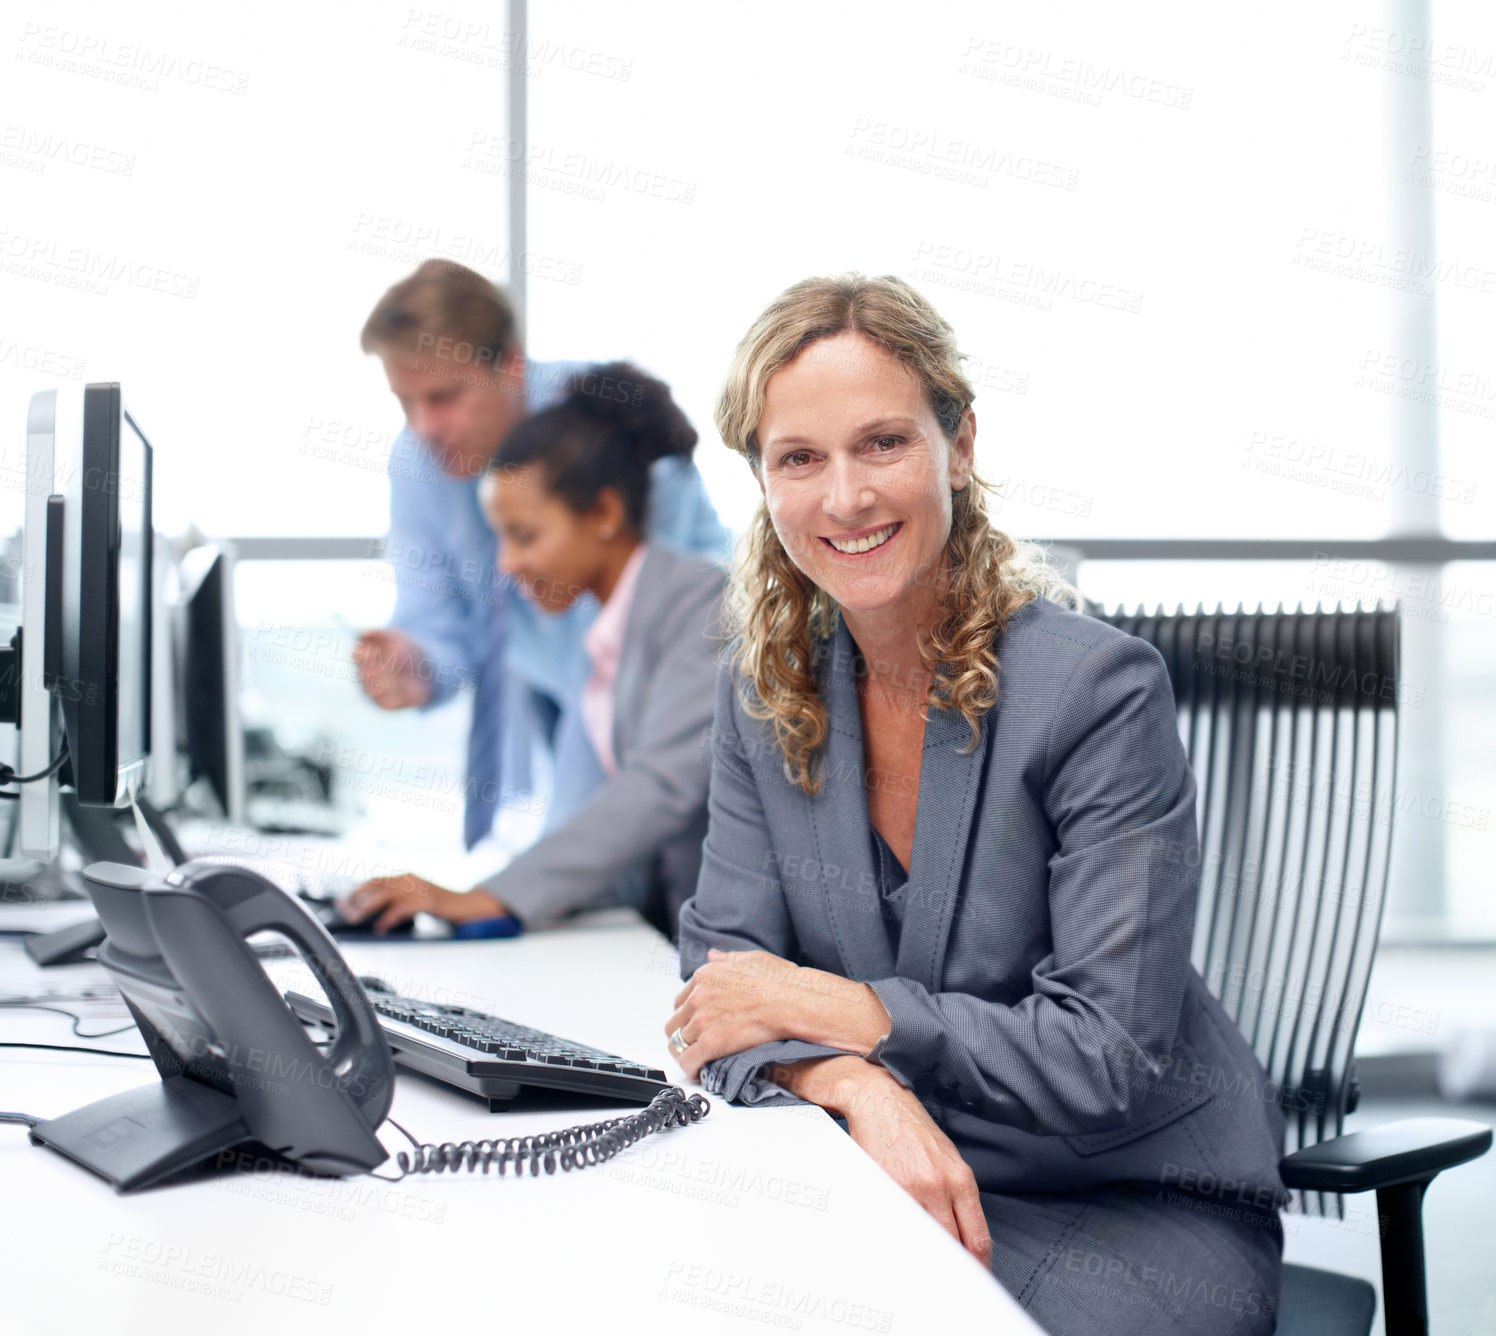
[808,619,896,982]
[894,695,989,994]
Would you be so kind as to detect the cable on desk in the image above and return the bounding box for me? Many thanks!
[1,1111,41,1128]
[0,1000,136,1039]
[0,1042,151,1059]
[371,1086,710,1182]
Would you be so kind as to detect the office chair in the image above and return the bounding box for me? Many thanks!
[1092,601,1491,1336]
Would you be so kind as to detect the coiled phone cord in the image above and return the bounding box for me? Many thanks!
[379,1086,710,1180]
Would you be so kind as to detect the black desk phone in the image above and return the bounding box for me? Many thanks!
[28,861,707,1192]
[30,860,395,1192]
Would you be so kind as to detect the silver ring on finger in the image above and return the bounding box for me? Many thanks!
[669,1027,689,1056]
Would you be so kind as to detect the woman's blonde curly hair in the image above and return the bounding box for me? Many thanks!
[715,273,1081,794]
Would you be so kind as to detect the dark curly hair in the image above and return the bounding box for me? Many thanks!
[491,361,697,532]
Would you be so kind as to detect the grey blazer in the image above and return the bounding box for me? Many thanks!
[480,544,725,931]
[679,594,1286,1203]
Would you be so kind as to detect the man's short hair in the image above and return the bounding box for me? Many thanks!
[360,260,520,370]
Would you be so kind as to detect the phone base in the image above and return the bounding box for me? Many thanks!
[30,1074,250,1193]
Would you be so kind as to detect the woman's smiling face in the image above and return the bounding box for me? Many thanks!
[755,331,974,621]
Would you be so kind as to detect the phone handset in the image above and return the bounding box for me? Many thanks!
[139,861,394,1172]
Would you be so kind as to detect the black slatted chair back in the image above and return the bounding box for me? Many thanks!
[1089,602,1401,1216]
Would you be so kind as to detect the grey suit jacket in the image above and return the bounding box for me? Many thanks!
[481,545,725,930]
[678,594,1287,1203]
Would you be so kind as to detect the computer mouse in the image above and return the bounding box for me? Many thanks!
[298,885,417,940]
[311,902,417,940]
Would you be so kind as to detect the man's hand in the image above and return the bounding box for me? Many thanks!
[774,1057,992,1268]
[352,628,433,710]
[337,874,505,933]
[663,947,889,1083]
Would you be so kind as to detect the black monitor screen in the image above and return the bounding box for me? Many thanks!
[65,384,153,806]
[180,546,242,821]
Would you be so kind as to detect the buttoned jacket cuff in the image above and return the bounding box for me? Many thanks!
[865,977,945,1096]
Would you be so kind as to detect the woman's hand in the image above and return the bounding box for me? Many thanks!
[774,1056,992,1268]
[337,874,505,933]
[664,947,891,1083]
[664,947,799,1081]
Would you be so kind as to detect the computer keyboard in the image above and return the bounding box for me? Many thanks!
[284,981,670,1110]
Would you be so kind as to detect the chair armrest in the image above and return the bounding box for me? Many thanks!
[1280,1116,1491,1193]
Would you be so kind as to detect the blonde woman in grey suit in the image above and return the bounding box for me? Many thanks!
[342,362,724,940]
[666,278,1286,1335]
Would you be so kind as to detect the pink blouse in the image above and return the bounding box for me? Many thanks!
[579,545,649,776]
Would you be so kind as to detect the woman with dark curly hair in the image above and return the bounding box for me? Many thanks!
[665,276,1286,1335]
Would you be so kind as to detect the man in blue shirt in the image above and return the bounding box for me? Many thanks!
[353,260,729,850]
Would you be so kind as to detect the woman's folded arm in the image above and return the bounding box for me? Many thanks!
[678,669,867,1102]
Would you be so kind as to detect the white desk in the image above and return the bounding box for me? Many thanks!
[0,909,1038,1335]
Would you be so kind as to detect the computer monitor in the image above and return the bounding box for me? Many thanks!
[177,543,245,823]
[15,390,68,858]
[13,384,154,859]
[59,384,153,807]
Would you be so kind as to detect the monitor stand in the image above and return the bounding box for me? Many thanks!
[21,795,186,966]
[24,915,108,966]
